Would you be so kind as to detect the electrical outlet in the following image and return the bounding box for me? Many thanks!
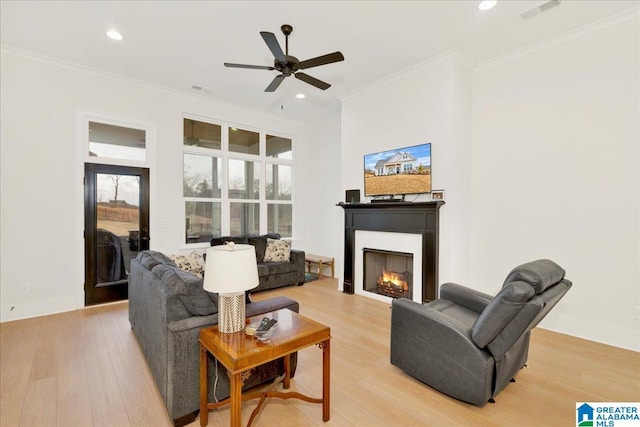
[19,283,30,295]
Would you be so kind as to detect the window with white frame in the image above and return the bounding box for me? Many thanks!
[182,118,294,244]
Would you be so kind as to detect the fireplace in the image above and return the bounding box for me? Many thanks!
[363,248,413,299]
[339,201,443,302]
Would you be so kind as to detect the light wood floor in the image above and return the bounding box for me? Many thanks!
[1,278,639,427]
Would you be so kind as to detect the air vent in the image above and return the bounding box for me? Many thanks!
[520,0,561,20]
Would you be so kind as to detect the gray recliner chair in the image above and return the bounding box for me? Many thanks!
[390,259,572,406]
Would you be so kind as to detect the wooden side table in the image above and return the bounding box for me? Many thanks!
[305,254,335,278]
[199,309,331,427]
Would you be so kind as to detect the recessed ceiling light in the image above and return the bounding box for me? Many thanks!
[478,0,497,11]
[106,30,124,41]
[296,93,306,99]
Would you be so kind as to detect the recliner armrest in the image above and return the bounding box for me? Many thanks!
[440,283,494,314]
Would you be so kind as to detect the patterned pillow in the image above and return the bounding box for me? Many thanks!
[263,238,291,262]
[168,251,205,278]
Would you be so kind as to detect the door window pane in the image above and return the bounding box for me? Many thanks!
[229,159,259,199]
[184,119,221,149]
[184,154,221,198]
[96,173,140,284]
[230,202,259,236]
[266,164,291,200]
[266,135,292,159]
[89,122,146,161]
[185,201,221,243]
[229,128,259,155]
[267,204,292,237]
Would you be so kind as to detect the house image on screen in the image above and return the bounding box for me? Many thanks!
[374,152,417,175]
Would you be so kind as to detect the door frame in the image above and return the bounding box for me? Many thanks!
[75,111,156,308]
[84,163,150,306]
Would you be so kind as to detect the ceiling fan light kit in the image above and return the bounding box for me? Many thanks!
[224,24,345,92]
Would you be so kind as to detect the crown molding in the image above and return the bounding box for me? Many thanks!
[0,44,306,128]
[475,6,639,72]
[339,49,464,103]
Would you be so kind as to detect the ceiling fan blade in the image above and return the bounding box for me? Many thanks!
[297,52,345,70]
[260,31,286,63]
[224,63,275,70]
[265,75,285,92]
[295,72,331,90]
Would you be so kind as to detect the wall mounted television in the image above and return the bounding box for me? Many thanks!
[363,143,431,197]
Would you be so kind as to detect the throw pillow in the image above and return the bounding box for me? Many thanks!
[168,251,205,278]
[263,238,291,262]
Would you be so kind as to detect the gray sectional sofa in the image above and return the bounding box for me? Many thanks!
[211,233,306,292]
[128,250,299,426]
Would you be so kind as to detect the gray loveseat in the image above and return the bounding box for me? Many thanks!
[129,250,299,426]
[390,259,572,406]
[211,233,305,293]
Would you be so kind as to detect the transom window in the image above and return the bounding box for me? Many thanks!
[183,118,294,244]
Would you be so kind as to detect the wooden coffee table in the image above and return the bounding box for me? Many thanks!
[199,309,331,427]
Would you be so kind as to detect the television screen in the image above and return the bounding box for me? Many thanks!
[364,143,431,197]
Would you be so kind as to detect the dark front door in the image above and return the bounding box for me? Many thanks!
[84,163,149,306]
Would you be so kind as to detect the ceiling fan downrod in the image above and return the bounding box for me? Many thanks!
[281,24,292,56]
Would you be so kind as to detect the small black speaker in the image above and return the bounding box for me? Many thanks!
[345,189,360,203]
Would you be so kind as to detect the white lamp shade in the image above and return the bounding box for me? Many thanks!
[203,243,259,295]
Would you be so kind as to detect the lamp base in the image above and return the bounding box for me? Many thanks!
[218,292,246,333]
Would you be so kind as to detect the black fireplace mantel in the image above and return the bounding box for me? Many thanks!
[338,201,444,302]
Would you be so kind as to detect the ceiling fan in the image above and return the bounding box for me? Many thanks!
[224,24,344,92]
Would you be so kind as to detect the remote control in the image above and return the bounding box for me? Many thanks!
[257,318,277,332]
[258,317,270,330]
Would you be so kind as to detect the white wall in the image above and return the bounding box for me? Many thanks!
[0,48,307,322]
[2,12,638,351]
[340,51,474,289]
[295,113,343,274]
[339,15,638,351]
[471,15,639,350]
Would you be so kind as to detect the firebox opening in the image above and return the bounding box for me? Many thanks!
[363,248,413,299]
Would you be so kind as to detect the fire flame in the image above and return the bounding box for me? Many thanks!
[381,269,408,291]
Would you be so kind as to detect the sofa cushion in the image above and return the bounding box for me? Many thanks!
[266,261,297,275]
[256,264,269,277]
[263,238,291,262]
[151,264,217,316]
[471,281,534,348]
[167,251,205,279]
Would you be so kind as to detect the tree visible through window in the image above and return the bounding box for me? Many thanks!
[183,118,294,243]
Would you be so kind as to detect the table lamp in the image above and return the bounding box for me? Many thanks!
[203,242,259,333]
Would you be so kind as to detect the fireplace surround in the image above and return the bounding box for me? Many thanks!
[338,201,444,302]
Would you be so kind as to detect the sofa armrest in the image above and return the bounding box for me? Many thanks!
[289,249,305,265]
[440,282,494,314]
[168,296,300,334]
[289,249,306,284]
[247,296,300,316]
[390,298,494,406]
